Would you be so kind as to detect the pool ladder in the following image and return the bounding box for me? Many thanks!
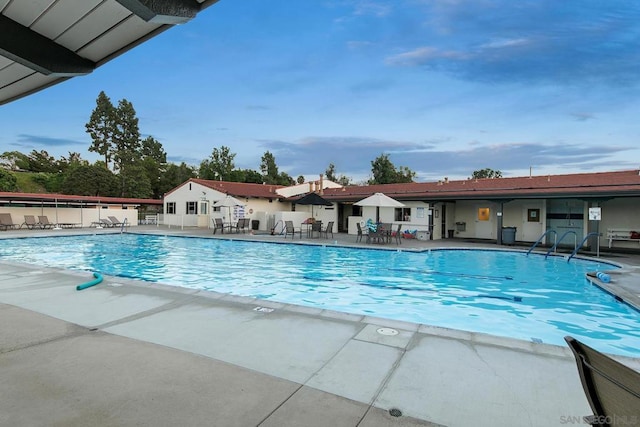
[271,220,284,235]
[526,230,557,256]
[545,231,578,259]
[567,232,601,262]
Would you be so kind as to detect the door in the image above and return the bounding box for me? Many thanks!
[522,206,543,242]
[475,205,494,239]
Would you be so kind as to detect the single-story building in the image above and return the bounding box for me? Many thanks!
[162,169,640,250]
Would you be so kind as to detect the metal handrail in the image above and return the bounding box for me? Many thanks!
[527,229,557,256]
[545,230,578,259]
[567,232,601,262]
[271,219,284,235]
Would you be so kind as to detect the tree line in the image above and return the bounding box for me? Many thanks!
[2,91,482,196]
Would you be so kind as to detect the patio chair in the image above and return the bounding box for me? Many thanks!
[242,217,251,233]
[38,216,55,229]
[284,220,301,239]
[367,223,386,244]
[212,218,225,234]
[394,224,402,245]
[227,218,244,233]
[322,221,334,239]
[21,215,42,229]
[382,223,393,243]
[564,336,640,426]
[0,213,19,231]
[310,221,322,238]
[356,222,365,242]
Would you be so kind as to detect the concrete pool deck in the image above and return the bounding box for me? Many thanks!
[1,226,639,426]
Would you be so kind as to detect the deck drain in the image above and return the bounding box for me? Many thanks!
[389,408,403,417]
[377,327,399,336]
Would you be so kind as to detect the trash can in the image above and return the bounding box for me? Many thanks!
[502,226,517,245]
[251,220,259,230]
[447,229,454,239]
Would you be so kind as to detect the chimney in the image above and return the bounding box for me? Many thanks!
[444,177,449,184]
[319,174,324,195]
[309,182,313,193]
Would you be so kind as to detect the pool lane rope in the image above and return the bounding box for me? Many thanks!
[76,272,103,291]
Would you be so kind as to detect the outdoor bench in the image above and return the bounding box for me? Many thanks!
[606,229,640,248]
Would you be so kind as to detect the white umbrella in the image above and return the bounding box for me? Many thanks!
[354,192,405,222]
[213,195,246,222]
[355,192,405,207]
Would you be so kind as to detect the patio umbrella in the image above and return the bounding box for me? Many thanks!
[294,192,333,218]
[354,192,405,222]
[214,195,246,222]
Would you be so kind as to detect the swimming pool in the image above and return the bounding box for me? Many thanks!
[1,233,638,356]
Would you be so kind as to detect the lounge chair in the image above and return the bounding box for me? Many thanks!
[0,213,19,231]
[90,218,109,228]
[21,215,42,229]
[108,216,127,227]
[212,218,225,234]
[322,221,334,239]
[38,216,55,229]
[284,220,301,239]
[564,336,640,425]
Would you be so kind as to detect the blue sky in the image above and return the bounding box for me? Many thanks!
[2,0,640,183]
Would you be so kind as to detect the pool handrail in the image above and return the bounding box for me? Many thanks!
[527,229,557,256]
[567,232,601,262]
[545,230,578,259]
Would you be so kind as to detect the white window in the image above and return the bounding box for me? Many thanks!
[166,202,176,214]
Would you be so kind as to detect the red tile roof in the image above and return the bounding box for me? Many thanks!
[321,169,640,201]
[164,179,284,199]
[0,192,162,205]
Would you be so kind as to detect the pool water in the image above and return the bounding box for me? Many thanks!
[1,234,638,357]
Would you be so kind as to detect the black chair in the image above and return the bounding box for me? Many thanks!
[323,221,334,239]
[310,221,322,238]
[564,336,640,426]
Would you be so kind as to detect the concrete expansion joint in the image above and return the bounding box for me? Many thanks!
[0,329,91,355]
[91,297,198,330]
[255,383,305,426]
